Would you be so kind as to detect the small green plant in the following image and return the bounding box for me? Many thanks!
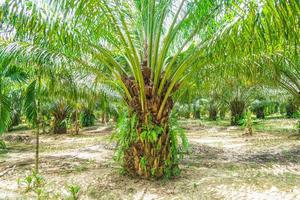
[0,139,6,149]
[67,184,81,200]
[242,109,253,136]
[23,174,33,192]
[140,157,147,172]
[193,183,198,189]
[20,170,44,192]
[35,188,49,200]
[0,139,7,153]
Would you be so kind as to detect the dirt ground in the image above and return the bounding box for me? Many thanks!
[0,119,300,200]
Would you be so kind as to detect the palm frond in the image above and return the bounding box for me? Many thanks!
[24,79,37,125]
[0,92,11,133]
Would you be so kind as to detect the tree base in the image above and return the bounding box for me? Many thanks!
[114,113,187,179]
[123,140,171,178]
[53,123,67,134]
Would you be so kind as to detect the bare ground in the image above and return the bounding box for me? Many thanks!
[0,119,300,200]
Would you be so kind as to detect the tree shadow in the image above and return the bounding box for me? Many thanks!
[182,143,300,169]
[240,146,300,165]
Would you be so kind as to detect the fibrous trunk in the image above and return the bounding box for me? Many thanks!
[208,104,218,121]
[286,100,297,118]
[53,117,67,134]
[8,111,21,131]
[11,111,21,126]
[52,102,68,134]
[71,110,79,134]
[123,120,174,178]
[80,108,95,127]
[244,110,253,136]
[219,108,226,120]
[121,66,180,178]
[194,110,201,119]
[255,106,265,119]
[230,99,245,126]
[101,112,109,124]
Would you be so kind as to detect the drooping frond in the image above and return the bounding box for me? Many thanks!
[0,92,11,133]
[23,79,37,125]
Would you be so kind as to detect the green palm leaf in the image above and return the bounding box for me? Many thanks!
[24,80,37,125]
[0,92,11,134]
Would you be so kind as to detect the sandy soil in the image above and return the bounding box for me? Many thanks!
[0,119,299,200]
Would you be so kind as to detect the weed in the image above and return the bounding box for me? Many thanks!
[66,184,81,200]
[35,188,49,200]
[19,170,44,192]
[0,139,7,149]
[0,139,8,153]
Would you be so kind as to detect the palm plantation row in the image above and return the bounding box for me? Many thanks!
[0,0,299,179]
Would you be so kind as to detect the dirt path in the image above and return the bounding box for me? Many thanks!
[0,120,300,199]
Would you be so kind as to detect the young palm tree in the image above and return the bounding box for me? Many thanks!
[0,0,298,178]
[23,67,43,173]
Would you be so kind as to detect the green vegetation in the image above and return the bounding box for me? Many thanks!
[66,184,81,200]
[18,170,44,193]
[0,0,299,198]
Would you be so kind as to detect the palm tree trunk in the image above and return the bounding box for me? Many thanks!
[122,107,174,178]
[255,106,265,119]
[71,109,80,134]
[286,99,297,118]
[11,111,21,127]
[105,113,109,124]
[208,104,218,121]
[244,109,253,136]
[230,99,245,126]
[219,108,226,120]
[42,119,46,134]
[35,116,40,173]
[53,118,67,134]
[52,103,68,134]
[194,110,201,119]
[35,74,41,173]
[121,67,178,178]
[74,109,79,134]
[101,113,105,124]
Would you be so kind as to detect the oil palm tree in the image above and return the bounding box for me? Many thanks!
[0,0,298,178]
[0,61,14,134]
[207,0,299,100]
[0,59,26,152]
[0,0,221,178]
[0,59,27,134]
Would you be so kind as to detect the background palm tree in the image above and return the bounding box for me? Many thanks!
[0,58,27,152]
